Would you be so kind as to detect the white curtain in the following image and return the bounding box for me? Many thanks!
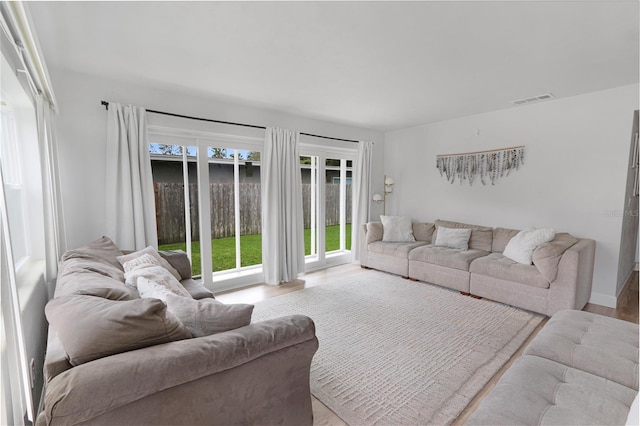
[36,96,66,292]
[261,127,305,285]
[106,103,157,250]
[351,141,373,262]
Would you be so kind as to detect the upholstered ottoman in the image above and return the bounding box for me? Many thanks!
[466,310,639,425]
[466,355,637,425]
[524,310,639,390]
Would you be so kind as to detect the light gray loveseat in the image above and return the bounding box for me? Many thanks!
[360,219,596,316]
[38,236,319,426]
[467,309,639,425]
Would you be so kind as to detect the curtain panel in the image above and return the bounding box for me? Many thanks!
[106,103,157,250]
[36,96,66,290]
[261,127,305,285]
[351,140,373,262]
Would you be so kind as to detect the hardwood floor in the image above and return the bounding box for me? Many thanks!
[214,264,639,426]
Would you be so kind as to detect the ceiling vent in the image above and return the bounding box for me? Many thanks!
[511,93,555,106]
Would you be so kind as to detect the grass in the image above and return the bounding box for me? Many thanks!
[159,224,351,274]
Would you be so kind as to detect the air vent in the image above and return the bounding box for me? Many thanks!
[511,93,555,106]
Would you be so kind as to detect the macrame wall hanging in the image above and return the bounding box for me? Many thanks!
[436,145,525,186]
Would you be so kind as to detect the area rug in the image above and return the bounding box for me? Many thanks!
[252,270,544,426]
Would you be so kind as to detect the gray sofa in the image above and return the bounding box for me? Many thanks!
[38,236,319,426]
[360,219,596,316]
[467,309,639,425]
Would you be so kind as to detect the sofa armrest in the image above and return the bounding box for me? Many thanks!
[548,239,596,315]
[41,315,317,425]
[180,277,215,299]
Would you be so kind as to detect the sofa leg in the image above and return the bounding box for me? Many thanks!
[460,291,470,296]
[360,265,371,269]
[402,276,409,279]
[470,294,483,299]
[409,277,419,282]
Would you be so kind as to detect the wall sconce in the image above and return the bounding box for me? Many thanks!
[373,175,394,215]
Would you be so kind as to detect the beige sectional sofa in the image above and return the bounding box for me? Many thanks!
[360,219,596,316]
[39,237,318,426]
[467,309,639,425]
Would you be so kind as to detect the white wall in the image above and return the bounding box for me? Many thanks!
[384,84,639,307]
[50,69,385,251]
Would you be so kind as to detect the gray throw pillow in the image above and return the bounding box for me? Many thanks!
[159,250,193,280]
[165,294,254,337]
[45,295,191,365]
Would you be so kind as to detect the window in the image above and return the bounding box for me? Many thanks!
[148,127,263,288]
[0,56,44,271]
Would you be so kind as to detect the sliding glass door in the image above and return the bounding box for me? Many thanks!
[300,146,355,270]
[147,127,263,288]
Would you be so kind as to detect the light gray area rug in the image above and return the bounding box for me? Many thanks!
[252,271,543,426]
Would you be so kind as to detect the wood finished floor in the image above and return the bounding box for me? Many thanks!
[215,265,639,426]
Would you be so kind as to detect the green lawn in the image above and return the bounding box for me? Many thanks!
[159,224,351,274]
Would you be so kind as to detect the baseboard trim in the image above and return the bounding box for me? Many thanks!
[589,292,617,308]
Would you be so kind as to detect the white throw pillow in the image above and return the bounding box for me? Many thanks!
[503,228,556,265]
[137,277,190,302]
[124,263,191,300]
[626,392,639,426]
[434,227,472,250]
[380,216,416,242]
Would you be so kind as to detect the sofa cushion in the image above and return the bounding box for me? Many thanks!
[366,222,383,244]
[524,310,639,390]
[61,235,124,270]
[491,227,520,253]
[368,241,428,258]
[166,294,254,337]
[503,228,556,265]
[466,355,637,426]
[380,215,416,242]
[469,252,550,289]
[409,245,489,271]
[55,265,139,299]
[433,219,493,251]
[412,222,435,242]
[532,232,579,282]
[45,295,191,366]
[433,227,472,250]
[75,286,137,301]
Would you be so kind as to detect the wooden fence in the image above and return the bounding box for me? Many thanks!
[154,183,352,244]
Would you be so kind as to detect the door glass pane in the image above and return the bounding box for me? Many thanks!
[325,158,353,252]
[301,155,318,257]
[208,146,236,272]
[345,160,353,251]
[239,150,262,267]
[150,143,200,276]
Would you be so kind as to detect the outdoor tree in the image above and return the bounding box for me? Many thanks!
[246,151,261,161]
[208,147,227,158]
[156,144,182,156]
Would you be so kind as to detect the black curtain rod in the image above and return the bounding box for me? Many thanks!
[100,100,360,144]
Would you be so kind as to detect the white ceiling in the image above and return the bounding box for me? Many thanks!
[28,1,639,132]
